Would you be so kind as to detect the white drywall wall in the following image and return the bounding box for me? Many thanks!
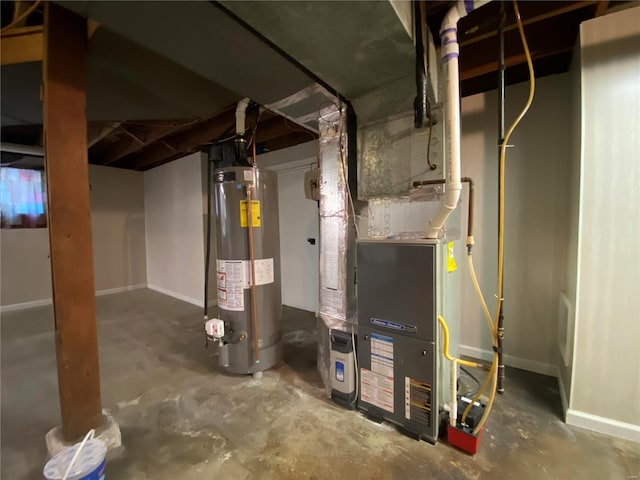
[569,7,640,433]
[0,165,147,308]
[0,229,52,307]
[557,45,583,413]
[90,165,147,292]
[144,152,205,306]
[260,142,319,313]
[458,73,572,375]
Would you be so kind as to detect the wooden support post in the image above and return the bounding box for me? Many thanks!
[43,3,103,441]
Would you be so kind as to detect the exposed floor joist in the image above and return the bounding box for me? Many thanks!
[2,105,318,171]
[0,25,43,65]
[4,1,624,171]
[460,11,587,82]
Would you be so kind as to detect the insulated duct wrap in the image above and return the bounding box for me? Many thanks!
[317,104,356,397]
[367,187,462,240]
[318,105,355,321]
[358,111,443,199]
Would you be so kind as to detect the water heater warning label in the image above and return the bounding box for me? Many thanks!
[216,260,245,311]
[240,200,261,227]
[216,258,275,311]
[245,258,274,288]
[360,368,394,413]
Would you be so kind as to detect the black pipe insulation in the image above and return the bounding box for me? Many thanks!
[414,0,428,129]
[204,156,213,319]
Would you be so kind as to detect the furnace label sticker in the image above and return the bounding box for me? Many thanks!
[216,259,245,311]
[447,241,457,273]
[370,333,394,378]
[240,200,261,227]
[243,258,274,288]
[360,368,394,413]
[405,377,431,427]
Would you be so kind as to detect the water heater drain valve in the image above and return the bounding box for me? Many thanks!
[205,318,225,340]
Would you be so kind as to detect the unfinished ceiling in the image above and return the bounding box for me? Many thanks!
[1,0,631,170]
[427,1,631,96]
[1,2,323,170]
[1,26,240,126]
[219,0,415,100]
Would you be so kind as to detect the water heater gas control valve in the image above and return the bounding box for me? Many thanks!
[205,318,225,339]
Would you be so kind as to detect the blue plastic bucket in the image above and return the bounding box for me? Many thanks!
[43,438,107,480]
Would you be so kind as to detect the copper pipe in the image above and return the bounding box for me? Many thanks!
[413,177,474,239]
[246,178,259,365]
[252,138,257,166]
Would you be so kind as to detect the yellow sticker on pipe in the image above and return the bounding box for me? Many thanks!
[447,241,457,272]
[240,200,261,227]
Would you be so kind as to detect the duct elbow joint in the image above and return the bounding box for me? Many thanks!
[425,222,442,239]
[235,97,251,137]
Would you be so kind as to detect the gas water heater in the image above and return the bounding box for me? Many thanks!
[207,158,283,375]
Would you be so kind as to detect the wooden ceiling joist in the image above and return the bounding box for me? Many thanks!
[457,1,598,48]
[95,121,196,165]
[1,25,43,65]
[460,12,583,82]
[254,116,311,145]
[113,106,317,170]
[123,108,237,170]
[594,1,610,17]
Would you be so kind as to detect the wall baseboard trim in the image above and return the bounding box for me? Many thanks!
[566,409,640,443]
[96,284,147,297]
[459,344,557,377]
[147,284,216,308]
[1,284,147,313]
[0,298,53,313]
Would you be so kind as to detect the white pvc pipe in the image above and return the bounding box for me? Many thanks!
[235,97,251,136]
[425,0,490,238]
[450,360,458,427]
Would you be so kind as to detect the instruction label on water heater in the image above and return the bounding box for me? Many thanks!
[216,258,275,311]
[240,200,261,227]
[216,260,245,311]
[243,258,274,288]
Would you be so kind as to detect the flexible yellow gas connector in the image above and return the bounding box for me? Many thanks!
[437,315,481,369]
[461,0,536,435]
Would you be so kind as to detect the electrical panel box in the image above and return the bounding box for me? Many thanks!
[356,239,439,443]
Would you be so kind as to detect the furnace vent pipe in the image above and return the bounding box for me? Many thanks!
[425,0,490,238]
[235,97,251,136]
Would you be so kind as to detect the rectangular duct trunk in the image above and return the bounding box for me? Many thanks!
[317,104,357,396]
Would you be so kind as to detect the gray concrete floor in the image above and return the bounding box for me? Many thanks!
[1,288,638,479]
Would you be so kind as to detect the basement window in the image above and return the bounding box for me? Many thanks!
[0,167,47,228]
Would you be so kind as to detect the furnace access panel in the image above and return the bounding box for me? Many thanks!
[356,239,438,443]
